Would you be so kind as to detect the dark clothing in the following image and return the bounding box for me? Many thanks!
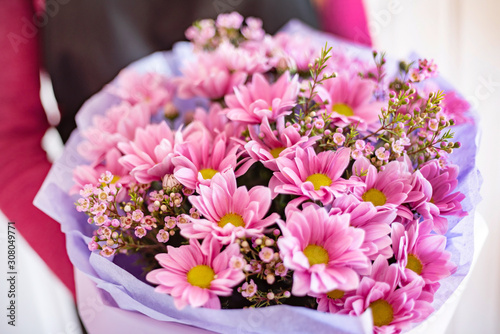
[43,0,319,142]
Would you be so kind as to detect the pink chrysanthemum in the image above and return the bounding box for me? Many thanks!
[192,103,227,133]
[179,169,279,245]
[177,52,247,100]
[420,83,471,125]
[269,146,352,204]
[239,34,275,61]
[224,72,299,124]
[146,238,245,310]
[118,122,175,184]
[71,148,130,196]
[441,91,471,125]
[244,117,319,171]
[217,41,271,74]
[107,70,175,112]
[341,256,433,333]
[172,122,250,190]
[314,288,352,314]
[392,220,456,284]
[272,32,320,72]
[192,103,244,142]
[350,157,422,219]
[78,101,151,163]
[420,281,441,304]
[330,194,396,260]
[410,160,466,234]
[277,203,369,296]
[316,74,386,131]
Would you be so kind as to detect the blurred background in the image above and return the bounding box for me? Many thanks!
[365,1,500,333]
[0,0,499,333]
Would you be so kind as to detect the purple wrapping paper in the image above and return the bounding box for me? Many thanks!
[34,20,481,334]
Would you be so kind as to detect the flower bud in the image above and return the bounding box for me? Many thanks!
[163,174,181,189]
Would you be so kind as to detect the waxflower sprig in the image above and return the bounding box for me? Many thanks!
[359,83,460,166]
[232,233,297,308]
[239,286,292,308]
[289,44,338,139]
[77,172,201,258]
[302,44,337,111]
[363,51,387,101]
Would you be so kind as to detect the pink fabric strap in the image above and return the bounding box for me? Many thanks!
[0,0,75,297]
[318,0,372,46]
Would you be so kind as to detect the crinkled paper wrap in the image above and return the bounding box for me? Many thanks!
[34,20,481,334]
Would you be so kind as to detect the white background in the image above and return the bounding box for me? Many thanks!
[364,1,500,333]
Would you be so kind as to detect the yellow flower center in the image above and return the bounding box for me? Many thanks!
[101,175,120,187]
[218,213,245,228]
[327,289,345,300]
[406,254,423,275]
[270,147,285,159]
[187,265,215,289]
[306,173,332,191]
[303,244,330,266]
[332,103,354,117]
[362,188,387,206]
[199,168,218,180]
[95,216,106,224]
[370,299,394,327]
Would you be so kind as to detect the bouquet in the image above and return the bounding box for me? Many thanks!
[36,13,481,334]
